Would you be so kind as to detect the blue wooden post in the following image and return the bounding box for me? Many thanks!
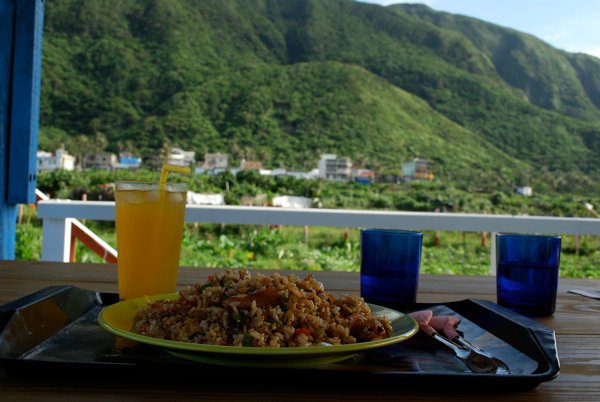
[0,0,45,259]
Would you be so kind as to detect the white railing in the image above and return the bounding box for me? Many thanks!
[37,200,600,273]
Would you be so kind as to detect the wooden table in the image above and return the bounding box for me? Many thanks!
[1,260,599,401]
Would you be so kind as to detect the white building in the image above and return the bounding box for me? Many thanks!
[168,147,195,167]
[318,154,352,181]
[37,147,76,172]
[516,186,533,197]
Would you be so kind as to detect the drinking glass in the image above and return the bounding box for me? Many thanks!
[496,233,561,316]
[115,181,188,299]
[360,229,423,310]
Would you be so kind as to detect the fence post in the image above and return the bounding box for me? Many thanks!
[41,217,72,262]
[490,232,497,275]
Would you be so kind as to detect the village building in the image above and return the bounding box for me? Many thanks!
[83,152,142,170]
[84,152,118,170]
[196,152,228,175]
[240,159,263,170]
[353,168,376,184]
[203,152,228,169]
[36,147,76,172]
[168,147,195,167]
[114,152,142,169]
[318,154,352,182]
[402,157,434,181]
[515,186,533,196]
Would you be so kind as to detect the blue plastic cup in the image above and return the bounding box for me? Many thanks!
[360,229,423,310]
[496,233,561,317]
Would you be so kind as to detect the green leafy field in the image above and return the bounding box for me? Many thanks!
[21,169,600,278]
[16,217,600,279]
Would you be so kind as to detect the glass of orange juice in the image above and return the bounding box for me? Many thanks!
[114,179,188,299]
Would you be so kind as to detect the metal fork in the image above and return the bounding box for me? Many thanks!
[428,332,501,374]
[453,335,511,374]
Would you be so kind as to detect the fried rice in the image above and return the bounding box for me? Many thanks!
[133,269,393,347]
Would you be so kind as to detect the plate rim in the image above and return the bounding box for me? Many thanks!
[98,293,418,357]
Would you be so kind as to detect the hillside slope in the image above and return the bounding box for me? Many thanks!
[394,3,600,121]
[38,0,600,191]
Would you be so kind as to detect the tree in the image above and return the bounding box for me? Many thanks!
[67,132,109,169]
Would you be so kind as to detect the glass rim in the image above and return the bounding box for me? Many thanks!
[496,233,561,240]
[361,228,423,236]
[115,181,188,192]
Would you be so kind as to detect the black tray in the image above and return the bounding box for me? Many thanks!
[0,286,559,391]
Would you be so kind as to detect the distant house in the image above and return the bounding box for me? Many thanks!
[240,159,263,171]
[353,168,375,184]
[402,157,434,181]
[83,152,141,170]
[196,152,228,175]
[168,147,195,167]
[84,152,117,170]
[318,154,352,182]
[116,152,142,169]
[202,153,228,170]
[515,186,533,197]
[37,147,76,172]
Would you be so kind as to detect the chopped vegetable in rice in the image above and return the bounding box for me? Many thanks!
[133,269,393,347]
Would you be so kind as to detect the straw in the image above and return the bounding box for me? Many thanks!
[159,164,191,190]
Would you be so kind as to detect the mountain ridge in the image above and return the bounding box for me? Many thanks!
[39,0,600,192]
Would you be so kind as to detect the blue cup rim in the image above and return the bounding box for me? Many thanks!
[496,233,561,240]
[361,229,423,236]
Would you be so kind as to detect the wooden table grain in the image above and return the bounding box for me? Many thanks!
[1,260,599,401]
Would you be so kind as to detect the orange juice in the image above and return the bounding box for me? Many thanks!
[115,182,187,299]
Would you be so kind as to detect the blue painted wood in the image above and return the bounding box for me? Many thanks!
[1,0,44,259]
[7,0,44,204]
[1,0,18,258]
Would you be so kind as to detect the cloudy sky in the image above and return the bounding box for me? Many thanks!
[356,0,600,58]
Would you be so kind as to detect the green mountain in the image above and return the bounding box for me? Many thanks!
[38,0,600,192]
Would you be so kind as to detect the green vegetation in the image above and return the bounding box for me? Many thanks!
[39,0,600,194]
[26,1,600,278]
[35,169,600,217]
[16,219,600,279]
[18,169,600,278]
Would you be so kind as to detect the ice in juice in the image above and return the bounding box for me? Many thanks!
[115,182,187,299]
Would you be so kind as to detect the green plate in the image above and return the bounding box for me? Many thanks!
[98,293,418,368]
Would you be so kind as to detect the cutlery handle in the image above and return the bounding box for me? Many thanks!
[430,333,469,359]
[568,289,600,299]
